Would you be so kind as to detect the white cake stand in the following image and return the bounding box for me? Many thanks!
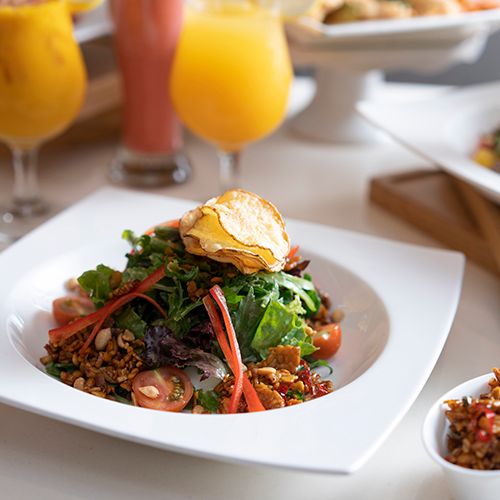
[286,10,500,143]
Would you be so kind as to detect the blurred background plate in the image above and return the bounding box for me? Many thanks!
[288,8,500,44]
[287,9,500,143]
[358,81,500,204]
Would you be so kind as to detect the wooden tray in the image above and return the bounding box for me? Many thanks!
[370,169,500,276]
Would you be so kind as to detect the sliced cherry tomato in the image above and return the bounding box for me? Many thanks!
[311,323,342,360]
[132,367,193,412]
[52,296,95,326]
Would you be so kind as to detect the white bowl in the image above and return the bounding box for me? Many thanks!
[422,373,500,500]
[0,188,465,474]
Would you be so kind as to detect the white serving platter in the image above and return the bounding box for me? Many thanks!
[358,81,500,204]
[289,8,500,45]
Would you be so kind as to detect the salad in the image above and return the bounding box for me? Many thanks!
[41,190,341,414]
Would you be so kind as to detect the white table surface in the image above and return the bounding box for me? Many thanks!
[0,80,499,500]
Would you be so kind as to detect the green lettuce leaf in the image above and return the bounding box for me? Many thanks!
[231,287,268,361]
[258,272,321,315]
[196,390,220,413]
[250,299,316,359]
[115,305,147,338]
[78,264,116,308]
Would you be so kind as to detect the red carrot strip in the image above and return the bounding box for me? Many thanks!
[242,376,265,412]
[48,265,166,345]
[135,265,166,293]
[79,292,167,355]
[203,294,264,412]
[144,218,180,236]
[209,286,244,414]
[287,245,299,260]
[202,295,232,362]
[49,308,105,345]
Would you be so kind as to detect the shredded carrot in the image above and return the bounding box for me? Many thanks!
[48,265,166,345]
[79,292,167,355]
[242,376,265,412]
[203,294,264,413]
[144,218,180,236]
[287,245,299,260]
[202,296,232,362]
[209,287,243,414]
[135,265,166,293]
[49,308,104,344]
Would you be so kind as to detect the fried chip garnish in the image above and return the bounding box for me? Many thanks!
[180,190,290,274]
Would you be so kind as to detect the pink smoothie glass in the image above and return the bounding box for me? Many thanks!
[109,0,190,187]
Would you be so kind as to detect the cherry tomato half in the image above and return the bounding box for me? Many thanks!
[132,366,194,412]
[312,323,342,360]
[52,296,95,326]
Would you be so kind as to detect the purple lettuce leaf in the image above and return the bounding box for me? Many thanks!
[183,320,215,352]
[143,326,226,381]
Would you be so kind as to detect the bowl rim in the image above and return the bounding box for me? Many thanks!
[422,372,500,477]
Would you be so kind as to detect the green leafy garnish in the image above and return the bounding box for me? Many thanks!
[286,389,304,401]
[78,264,116,308]
[196,389,220,413]
[308,359,334,375]
[115,305,147,338]
[45,362,76,378]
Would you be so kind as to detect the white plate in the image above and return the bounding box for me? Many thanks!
[0,188,464,474]
[358,81,500,204]
[289,9,500,45]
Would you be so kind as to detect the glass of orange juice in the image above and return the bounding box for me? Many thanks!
[170,0,293,190]
[0,0,88,245]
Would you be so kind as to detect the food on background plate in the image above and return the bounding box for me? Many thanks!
[306,0,500,24]
[444,368,500,470]
[41,190,342,414]
[473,126,500,171]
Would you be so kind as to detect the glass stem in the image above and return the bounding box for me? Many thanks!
[11,146,47,217]
[218,150,241,191]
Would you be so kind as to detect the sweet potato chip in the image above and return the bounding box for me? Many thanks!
[179,190,290,274]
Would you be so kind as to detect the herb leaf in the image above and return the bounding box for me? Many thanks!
[196,390,220,413]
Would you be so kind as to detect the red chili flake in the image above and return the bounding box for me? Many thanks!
[277,383,289,400]
[314,381,331,398]
[476,429,491,443]
[297,363,313,394]
[468,403,496,442]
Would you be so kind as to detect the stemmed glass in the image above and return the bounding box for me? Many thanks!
[170,0,293,190]
[0,0,87,246]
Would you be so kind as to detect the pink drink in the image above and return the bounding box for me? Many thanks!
[111,0,183,155]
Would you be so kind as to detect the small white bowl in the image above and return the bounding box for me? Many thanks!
[422,374,500,500]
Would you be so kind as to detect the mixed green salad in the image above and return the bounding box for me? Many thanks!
[42,222,340,413]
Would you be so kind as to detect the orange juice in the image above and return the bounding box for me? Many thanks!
[171,2,292,152]
[0,0,86,148]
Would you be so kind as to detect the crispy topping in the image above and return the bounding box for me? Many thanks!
[180,189,290,274]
